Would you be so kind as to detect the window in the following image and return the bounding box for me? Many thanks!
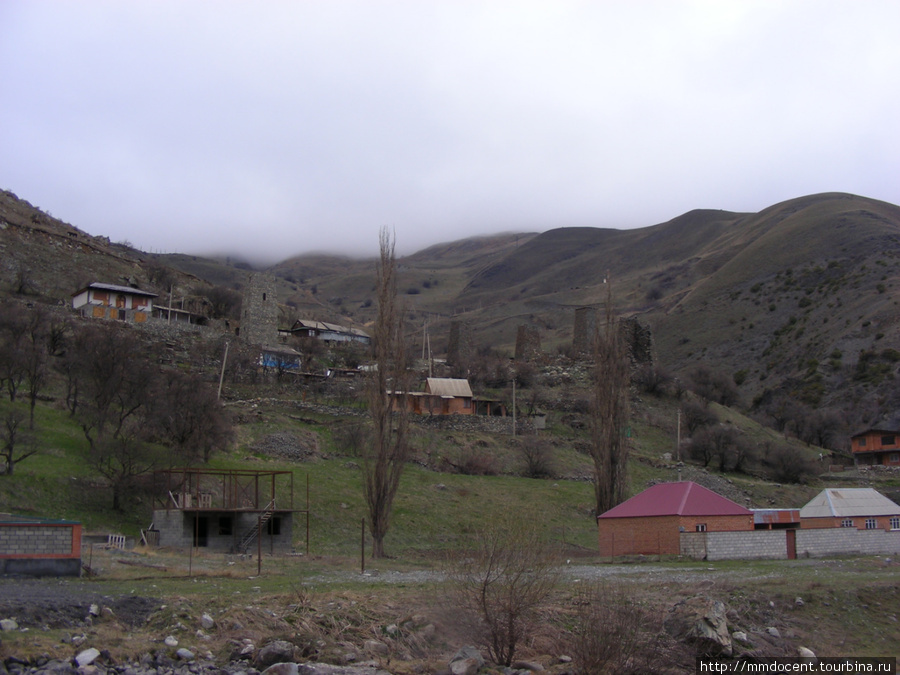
[865,518,877,530]
[890,453,899,463]
[840,519,853,528]
[695,524,707,532]
[881,435,896,446]
[857,437,867,447]
[890,517,900,530]
[463,398,471,409]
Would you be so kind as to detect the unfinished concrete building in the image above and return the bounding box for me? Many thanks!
[150,469,302,554]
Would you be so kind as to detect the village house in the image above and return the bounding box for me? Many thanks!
[282,319,371,345]
[849,428,900,467]
[799,487,900,531]
[597,481,754,556]
[72,282,157,323]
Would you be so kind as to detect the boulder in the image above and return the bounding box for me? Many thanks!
[75,648,100,667]
[255,640,298,670]
[200,613,215,630]
[449,645,484,675]
[664,596,732,656]
[0,619,18,631]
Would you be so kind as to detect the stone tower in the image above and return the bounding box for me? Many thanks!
[515,324,542,361]
[239,273,279,347]
[446,320,473,368]
[572,306,598,355]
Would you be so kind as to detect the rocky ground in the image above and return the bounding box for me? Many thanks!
[0,556,896,675]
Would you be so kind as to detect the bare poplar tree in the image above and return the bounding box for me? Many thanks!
[363,227,410,558]
[590,282,630,516]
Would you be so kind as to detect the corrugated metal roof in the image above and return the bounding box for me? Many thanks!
[292,319,369,338]
[73,282,157,297]
[799,488,900,518]
[598,482,752,519]
[425,377,473,398]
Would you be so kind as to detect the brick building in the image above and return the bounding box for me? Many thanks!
[597,481,753,557]
[849,428,900,467]
[799,488,900,531]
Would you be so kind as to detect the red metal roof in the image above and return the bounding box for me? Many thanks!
[597,482,752,519]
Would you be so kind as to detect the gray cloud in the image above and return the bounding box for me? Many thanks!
[2,1,899,261]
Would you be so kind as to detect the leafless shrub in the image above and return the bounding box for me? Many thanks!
[633,363,673,396]
[443,444,499,476]
[516,436,556,479]
[445,510,560,666]
[567,582,666,674]
[764,444,817,484]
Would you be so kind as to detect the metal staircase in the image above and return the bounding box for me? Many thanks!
[235,500,276,553]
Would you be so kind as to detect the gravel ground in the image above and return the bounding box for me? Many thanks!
[0,578,159,629]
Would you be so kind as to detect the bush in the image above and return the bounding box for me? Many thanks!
[445,510,559,666]
[568,582,666,674]
[764,444,817,483]
[516,436,556,479]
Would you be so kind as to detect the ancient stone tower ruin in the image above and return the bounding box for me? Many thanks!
[572,306,654,365]
[515,324,542,361]
[239,273,279,348]
[446,320,473,368]
[572,307,597,355]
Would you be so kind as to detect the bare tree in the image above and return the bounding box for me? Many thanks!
[0,404,39,475]
[445,509,560,666]
[150,370,233,463]
[589,284,631,516]
[362,227,411,559]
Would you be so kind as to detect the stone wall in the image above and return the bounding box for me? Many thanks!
[681,530,788,561]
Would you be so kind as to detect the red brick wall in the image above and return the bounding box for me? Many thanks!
[598,514,753,556]
[802,516,900,530]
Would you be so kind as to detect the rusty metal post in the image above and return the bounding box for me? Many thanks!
[360,518,365,574]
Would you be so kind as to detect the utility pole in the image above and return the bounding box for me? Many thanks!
[217,342,230,400]
[676,409,682,461]
[512,377,517,437]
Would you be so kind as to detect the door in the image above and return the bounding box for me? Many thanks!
[786,529,796,560]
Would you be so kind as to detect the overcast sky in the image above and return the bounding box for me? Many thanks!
[2,1,899,262]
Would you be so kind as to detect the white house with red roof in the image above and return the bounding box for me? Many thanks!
[597,481,753,556]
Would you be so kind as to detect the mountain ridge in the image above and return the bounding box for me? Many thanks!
[3,187,900,429]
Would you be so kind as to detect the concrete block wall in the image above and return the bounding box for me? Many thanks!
[0,525,74,556]
[681,530,788,561]
[796,528,900,557]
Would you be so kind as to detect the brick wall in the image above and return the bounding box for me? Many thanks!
[599,514,754,557]
[0,523,78,557]
[802,516,899,530]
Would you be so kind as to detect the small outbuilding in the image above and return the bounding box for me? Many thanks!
[0,514,82,577]
[597,481,754,557]
[799,488,900,531]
